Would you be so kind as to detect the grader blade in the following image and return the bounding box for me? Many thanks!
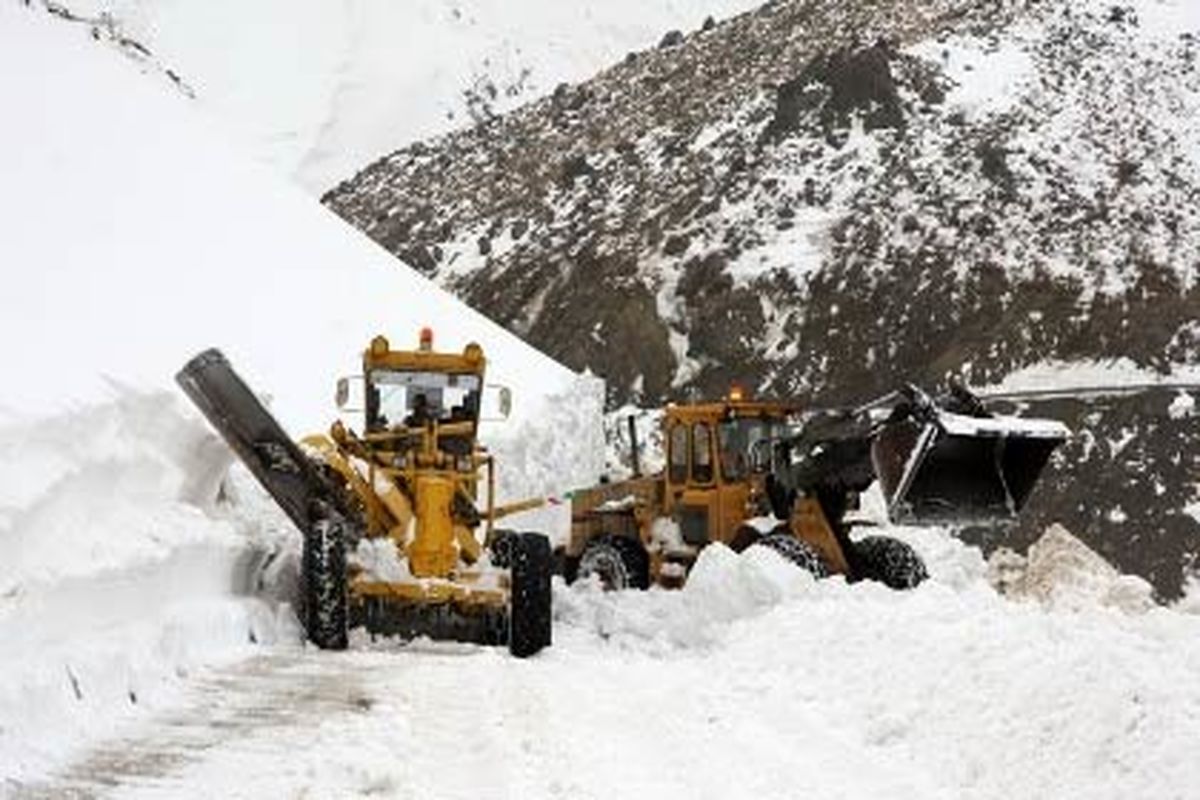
[176,348,339,534]
[872,411,1069,524]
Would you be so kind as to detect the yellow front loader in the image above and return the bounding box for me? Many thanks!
[177,330,552,657]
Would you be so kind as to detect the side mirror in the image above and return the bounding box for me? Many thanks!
[481,384,513,421]
[335,376,364,411]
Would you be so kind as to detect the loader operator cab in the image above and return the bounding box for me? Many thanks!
[664,395,795,548]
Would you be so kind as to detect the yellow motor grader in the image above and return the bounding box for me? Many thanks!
[177,331,552,657]
[564,385,1069,590]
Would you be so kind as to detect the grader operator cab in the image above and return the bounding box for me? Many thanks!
[565,385,1069,591]
[177,331,552,657]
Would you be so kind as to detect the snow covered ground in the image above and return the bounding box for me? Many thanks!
[48,0,764,192]
[12,533,1200,799]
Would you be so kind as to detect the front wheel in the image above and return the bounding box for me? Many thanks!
[303,517,349,650]
[751,532,829,579]
[509,532,552,658]
[576,536,650,590]
[852,535,928,589]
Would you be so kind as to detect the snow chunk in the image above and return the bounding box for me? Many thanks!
[988,523,1155,613]
[1168,391,1195,419]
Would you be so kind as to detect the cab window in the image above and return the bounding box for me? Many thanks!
[692,422,714,483]
[668,424,688,484]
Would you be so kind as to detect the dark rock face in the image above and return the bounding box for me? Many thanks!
[324,0,1200,597]
[764,41,906,143]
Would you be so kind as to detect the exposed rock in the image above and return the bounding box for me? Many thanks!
[659,29,685,49]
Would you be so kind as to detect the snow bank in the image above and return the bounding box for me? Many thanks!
[0,391,294,781]
[0,2,587,441]
[0,391,236,594]
[51,0,765,191]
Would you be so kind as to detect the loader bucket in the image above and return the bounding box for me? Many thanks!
[872,411,1069,524]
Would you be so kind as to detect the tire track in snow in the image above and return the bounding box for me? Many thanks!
[14,650,381,799]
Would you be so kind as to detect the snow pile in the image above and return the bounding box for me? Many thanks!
[546,529,1200,800]
[0,2,586,441]
[0,391,293,781]
[988,524,1156,613]
[0,390,236,593]
[555,544,822,651]
[49,0,764,191]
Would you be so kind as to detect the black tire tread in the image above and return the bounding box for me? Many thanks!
[577,535,650,590]
[752,532,830,578]
[304,516,349,650]
[509,532,553,658]
[853,535,928,589]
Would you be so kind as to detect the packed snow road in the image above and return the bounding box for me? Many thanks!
[15,539,1200,800]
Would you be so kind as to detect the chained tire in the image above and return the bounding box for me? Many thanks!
[303,516,349,650]
[509,532,553,658]
[853,535,928,589]
[752,532,830,578]
[576,535,650,590]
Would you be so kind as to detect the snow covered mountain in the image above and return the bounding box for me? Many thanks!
[45,0,764,192]
[325,0,1200,596]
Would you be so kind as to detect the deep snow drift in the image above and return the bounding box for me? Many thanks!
[0,1,604,492]
[49,0,765,191]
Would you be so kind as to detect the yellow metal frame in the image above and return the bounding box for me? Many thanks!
[569,395,854,584]
[305,334,545,611]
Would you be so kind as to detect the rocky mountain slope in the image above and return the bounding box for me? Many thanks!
[326,0,1199,596]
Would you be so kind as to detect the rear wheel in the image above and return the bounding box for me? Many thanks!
[576,535,650,590]
[509,533,552,658]
[852,535,928,589]
[303,517,349,650]
[752,532,829,578]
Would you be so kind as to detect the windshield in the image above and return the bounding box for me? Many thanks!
[718,418,785,481]
[367,369,481,430]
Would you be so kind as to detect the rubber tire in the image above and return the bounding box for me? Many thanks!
[752,532,830,579]
[303,517,349,650]
[853,535,928,589]
[576,535,650,590]
[509,532,553,658]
